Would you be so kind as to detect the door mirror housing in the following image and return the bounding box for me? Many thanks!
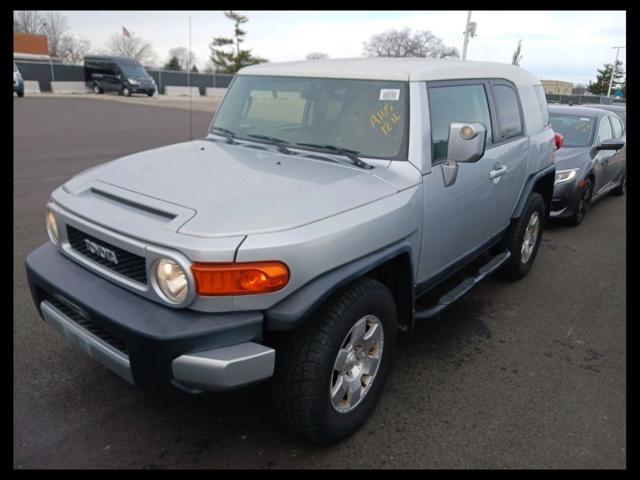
[447,122,487,163]
[597,138,625,151]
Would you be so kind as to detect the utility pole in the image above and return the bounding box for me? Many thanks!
[607,46,625,98]
[461,11,477,60]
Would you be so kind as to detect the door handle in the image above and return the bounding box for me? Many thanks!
[489,165,508,180]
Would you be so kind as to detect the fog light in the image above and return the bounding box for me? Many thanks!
[154,258,188,303]
[46,210,59,246]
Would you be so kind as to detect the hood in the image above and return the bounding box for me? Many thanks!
[61,139,398,238]
[554,146,591,170]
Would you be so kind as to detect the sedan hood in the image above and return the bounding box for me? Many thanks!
[62,139,398,237]
[554,147,590,170]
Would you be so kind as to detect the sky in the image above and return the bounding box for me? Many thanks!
[60,10,626,85]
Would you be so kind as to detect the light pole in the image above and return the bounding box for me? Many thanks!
[461,11,477,60]
[607,46,625,98]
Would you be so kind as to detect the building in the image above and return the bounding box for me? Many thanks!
[572,85,587,95]
[14,32,49,55]
[541,80,573,95]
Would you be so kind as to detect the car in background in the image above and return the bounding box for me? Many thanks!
[548,105,626,225]
[14,62,24,97]
[84,55,156,97]
[582,103,626,128]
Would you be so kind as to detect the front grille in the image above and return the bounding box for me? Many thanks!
[47,298,128,355]
[66,225,148,284]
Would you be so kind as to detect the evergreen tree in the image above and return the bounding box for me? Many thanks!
[209,11,267,74]
[191,65,199,73]
[164,55,181,71]
[587,60,625,95]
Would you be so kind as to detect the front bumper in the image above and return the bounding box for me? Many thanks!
[550,179,582,219]
[129,85,155,94]
[26,243,274,393]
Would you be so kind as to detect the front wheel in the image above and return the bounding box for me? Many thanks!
[499,192,546,281]
[567,177,592,226]
[611,175,625,196]
[121,87,131,97]
[17,90,24,98]
[271,277,397,445]
[93,83,103,94]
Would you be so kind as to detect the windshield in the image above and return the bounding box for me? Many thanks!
[212,75,409,160]
[118,63,149,78]
[549,113,596,147]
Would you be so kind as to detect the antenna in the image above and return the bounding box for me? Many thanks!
[188,15,193,140]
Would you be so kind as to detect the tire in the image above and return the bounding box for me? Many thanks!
[93,83,103,94]
[147,91,154,97]
[611,174,625,196]
[122,87,131,97]
[499,192,546,281]
[271,277,397,445]
[567,177,593,226]
[17,90,24,98]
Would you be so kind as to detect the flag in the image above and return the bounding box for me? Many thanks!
[122,27,130,38]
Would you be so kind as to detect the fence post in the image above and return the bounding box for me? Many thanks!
[158,70,162,95]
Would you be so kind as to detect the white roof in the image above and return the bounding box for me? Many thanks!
[239,58,541,86]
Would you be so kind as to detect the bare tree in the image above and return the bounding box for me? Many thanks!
[13,11,44,35]
[40,11,70,57]
[363,28,459,59]
[168,47,198,71]
[58,35,92,65]
[306,52,329,60]
[106,30,157,65]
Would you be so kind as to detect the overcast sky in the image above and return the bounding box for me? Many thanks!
[61,10,626,85]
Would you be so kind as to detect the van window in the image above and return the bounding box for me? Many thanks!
[534,85,550,126]
[493,84,523,140]
[428,83,493,164]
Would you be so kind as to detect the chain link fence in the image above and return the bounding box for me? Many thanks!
[545,93,617,105]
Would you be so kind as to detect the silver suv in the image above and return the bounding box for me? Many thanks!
[26,58,556,444]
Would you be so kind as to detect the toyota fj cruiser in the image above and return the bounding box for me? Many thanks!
[26,58,556,444]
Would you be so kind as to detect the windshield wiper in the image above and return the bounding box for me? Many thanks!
[211,127,237,144]
[247,134,292,154]
[295,143,373,169]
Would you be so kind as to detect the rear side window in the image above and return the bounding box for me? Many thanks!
[493,84,523,140]
[428,83,493,164]
[610,115,624,138]
[534,85,550,126]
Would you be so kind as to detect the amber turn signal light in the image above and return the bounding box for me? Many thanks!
[191,261,289,296]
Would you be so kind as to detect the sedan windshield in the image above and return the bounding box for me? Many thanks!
[549,114,596,147]
[212,75,409,160]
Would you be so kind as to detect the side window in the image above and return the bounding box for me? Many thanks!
[610,116,624,138]
[493,84,523,140]
[428,83,493,164]
[534,85,550,126]
[597,117,613,144]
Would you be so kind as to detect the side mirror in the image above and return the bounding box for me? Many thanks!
[447,122,487,163]
[597,138,625,151]
[441,122,487,187]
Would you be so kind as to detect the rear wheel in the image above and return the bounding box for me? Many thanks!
[499,192,546,280]
[611,175,625,196]
[271,277,397,445]
[568,177,592,226]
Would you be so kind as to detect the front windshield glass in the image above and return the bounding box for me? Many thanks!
[549,113,596,147]
[119,62,149,78]
[212,75,409,160]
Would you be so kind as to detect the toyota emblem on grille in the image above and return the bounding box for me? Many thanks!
[84,239,119,264]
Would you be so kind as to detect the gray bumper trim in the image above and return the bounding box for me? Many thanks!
[172,342,275,392]
[40,300,134,384]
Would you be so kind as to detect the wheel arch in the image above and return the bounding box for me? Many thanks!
[512,164,556,221]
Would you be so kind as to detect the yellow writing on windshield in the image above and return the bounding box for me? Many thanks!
[370,103,401,135]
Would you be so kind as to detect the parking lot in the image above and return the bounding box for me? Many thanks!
[13,96,626,469]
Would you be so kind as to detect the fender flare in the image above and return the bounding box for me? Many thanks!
[264,239,415,331]
[511,163,556,219]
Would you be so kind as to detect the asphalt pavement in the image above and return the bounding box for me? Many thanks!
[13,96,626,469]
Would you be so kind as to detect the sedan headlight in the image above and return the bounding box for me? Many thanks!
[46,210,59,246]
[127,78,139,86]
[154,258,188,303]
[555,169,579,184]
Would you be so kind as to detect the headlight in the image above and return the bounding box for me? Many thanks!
[555,169,579,184]
[127,78,139,86]
[154,258,188,303]
[46,210,59,246]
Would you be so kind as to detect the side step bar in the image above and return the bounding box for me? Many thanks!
[414,251,511,320]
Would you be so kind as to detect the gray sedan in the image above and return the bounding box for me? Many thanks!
[582,103,626,128]
[549,105,626,225]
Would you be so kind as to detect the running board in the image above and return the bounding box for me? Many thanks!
[414,251,511,320]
